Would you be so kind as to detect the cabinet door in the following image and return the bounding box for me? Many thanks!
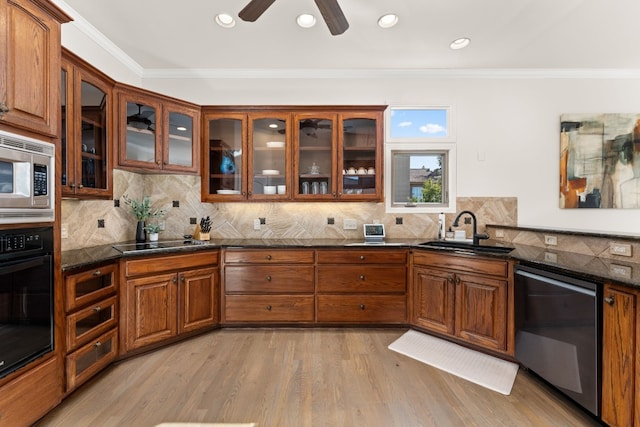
[65,328,117,391]
[412,267,455,335]
[202,113,247,200]
[338,111,382,200]
[118,91,162,170]
[60,58,74,193]
[0,0,64,137]
[293,112,337,199]
[162,103,200,173]
[124,273,177,351]
[454,273,507,351]
[65,263,118,312]
[178,267,218,334]
[602,284,638,427]
[248,112,290,199]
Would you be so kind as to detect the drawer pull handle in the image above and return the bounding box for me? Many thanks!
[266,255,272,260]
[359,255,365,260]
[92,270,101,276]
[359,275,365,280]
[359,304,365,310]
[604,296,615,306]
[94,341,102,348]
[181,276,185,282]
[266,275,272,281]
[93,306,101,312]
[266,305,272,311]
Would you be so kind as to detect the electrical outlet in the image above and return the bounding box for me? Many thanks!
[544,252,558,263]
[609,264,632,279]
[544,235,557,246]
[253,218,261,230]
[343,219,357,230]
[495,229,504,238]
[61,223,68,239]
[610,242,632,257]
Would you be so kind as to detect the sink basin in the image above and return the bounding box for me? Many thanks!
[417,240,514,255]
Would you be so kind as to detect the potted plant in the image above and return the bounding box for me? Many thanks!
[122,194,166,242]
[144,223,162,241]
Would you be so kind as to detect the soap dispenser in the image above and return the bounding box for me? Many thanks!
[438,212,446,240]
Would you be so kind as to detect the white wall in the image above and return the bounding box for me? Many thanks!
[59,19,640,237]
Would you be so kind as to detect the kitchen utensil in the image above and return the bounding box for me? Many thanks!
[312,182,320,194]
[367,167,375,174]
[320,181,328,194]
[302,182,310,194]
[357,167,366,175]
[347,167,356,175]
[277,185,286,194]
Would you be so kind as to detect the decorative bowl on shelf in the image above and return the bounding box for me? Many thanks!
[264,185,277,194]
[217,189,241,194]
[266,141,285,148]
[261,169,280,175]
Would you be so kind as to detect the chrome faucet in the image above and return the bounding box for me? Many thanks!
[452,210,489,246]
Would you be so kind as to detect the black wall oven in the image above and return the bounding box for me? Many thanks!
[0,226,53,379]
[515,264,601,417]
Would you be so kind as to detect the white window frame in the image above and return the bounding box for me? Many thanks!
[384,106,457,214]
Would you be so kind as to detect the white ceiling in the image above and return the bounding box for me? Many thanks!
[57,0,640,75]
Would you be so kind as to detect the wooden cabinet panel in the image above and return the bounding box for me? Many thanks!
[66,295,118,351]
[602,284,639,427]
[412,266,455,335]
[413,251,508,278]
[317,250,406,264]
[179,267,218,334]
[125,273,177,350]
[316,295,406,323]
[225,295,314,323]
[317,265,406,293]
[224,249,314,264]
[65,328,118,391]
[225,265,314,293]
[65,263,118,311]
[124,251,219,277]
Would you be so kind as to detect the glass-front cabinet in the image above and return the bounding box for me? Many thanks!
[203,113,246,200]
[294,113,337,199]
[61,50,113,198]
[249,113,290,199]
[116,84,200,174]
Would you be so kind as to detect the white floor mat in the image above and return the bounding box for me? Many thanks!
[389,329,519,395]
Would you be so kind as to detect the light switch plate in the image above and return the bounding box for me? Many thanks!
[343,219,357,230]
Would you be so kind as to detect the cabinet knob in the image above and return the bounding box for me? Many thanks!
[92,270,101,276]
[266,305,272,311]
[0,102,9,116]
[266,275,272,281]
[359,304,365,310]
[180,275,185,282]
[92,306,101,312]
[359,275,365,280]
[94,341,102,348]
[604,296,615,306]
[455,276,461,285]
[156,160,161,165]
[78,184,84,188]
[265,255,272,260]
[359,255,365,260]
[172,277,177,283]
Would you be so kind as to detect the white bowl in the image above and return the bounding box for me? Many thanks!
[266,141,285,148]
[264,185,277,194]
[217,189,240,195]
[262,169,280,175]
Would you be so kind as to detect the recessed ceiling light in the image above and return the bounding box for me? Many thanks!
[297,13,316,28]
[450,37,470,50]
[215,13,235,28]
[378,14,399,29]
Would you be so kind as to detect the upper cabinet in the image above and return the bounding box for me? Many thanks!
[115,84,200,174]
[202,106,385,202]
[61,50,114,198]
[0,0,71,138]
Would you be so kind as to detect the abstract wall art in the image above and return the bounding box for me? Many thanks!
[560,113,640,209]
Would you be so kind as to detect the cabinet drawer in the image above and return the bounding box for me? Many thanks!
[225,295,314,322]
[412,250,508,278]
[124,250,219,277]
[225,265,314,293]
[66,295,118,351]
[65,328,118,391]
[316,295,406,323]
[65,263,117,311]
[317,266,406,293]
[317,250,407,264]
[224,249,315,264]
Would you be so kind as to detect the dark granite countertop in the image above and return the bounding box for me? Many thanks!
[62,238,640,290]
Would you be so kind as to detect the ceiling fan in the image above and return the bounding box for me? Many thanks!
[238,0,349,36]
[127,104,155,131]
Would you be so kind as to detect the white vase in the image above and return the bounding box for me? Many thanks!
[149,232,159,241]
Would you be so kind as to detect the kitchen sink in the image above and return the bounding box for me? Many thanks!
[417,240,514,255]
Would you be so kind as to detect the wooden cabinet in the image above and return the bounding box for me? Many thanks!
[120,251,219,353]
[202,106,385,202]
[61,49,114,198]
[316,249,407,323]
[63,263,119,392]
[222,249,315,323]
[602,283,640,427]
[115,84,200,174]
[411,250,513,354]
[0,0,70,137]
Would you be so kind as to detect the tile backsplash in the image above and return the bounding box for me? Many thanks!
[61,169,518,251]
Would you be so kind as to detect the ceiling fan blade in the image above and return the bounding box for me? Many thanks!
[238,0,277,22]
[314,0,349,35]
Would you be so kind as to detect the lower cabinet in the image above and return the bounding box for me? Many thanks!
[602,283,640,427]
[120,251,219,354]
[411,250,513,354]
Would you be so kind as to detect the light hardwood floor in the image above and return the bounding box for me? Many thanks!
[36,328,600,427]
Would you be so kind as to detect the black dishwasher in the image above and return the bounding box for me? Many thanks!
[514,264,601,417]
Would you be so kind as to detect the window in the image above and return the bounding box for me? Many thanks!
[385,106,456,213]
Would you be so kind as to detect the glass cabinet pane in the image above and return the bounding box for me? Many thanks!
[125,102,157,162]
[167,111,193,167]
[341,118,377,196]
[208,118,243,195]
[296,116,334,197]
[60,67,70,187]
[251,117,287,196]
[80,80,107,189]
